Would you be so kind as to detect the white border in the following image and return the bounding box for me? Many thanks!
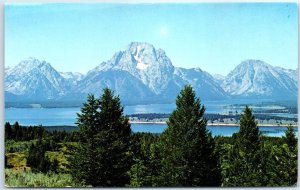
[2,0,300,2]
[0,1,299,190]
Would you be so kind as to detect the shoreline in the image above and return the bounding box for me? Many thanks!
[129,121,297,127]
[11,120,299,128]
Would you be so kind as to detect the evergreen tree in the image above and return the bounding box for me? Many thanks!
[283,124,297,152]
[129,133,162,187]
[256,141,279,186]
[27,140,51,173]
[49,159,60,173]
[221,106,261,186]
[70,88,132,187]
[238,106,260,152]
[158,85,221,186]
[281,124,297,186]
[5,154,13,169]
[255,125,298,187]
[69,95,100,185]
[12,122,21,140]
[5,122,12,139]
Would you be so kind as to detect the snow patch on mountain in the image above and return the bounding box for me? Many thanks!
[213,74,225,84]
[5,45,298,104]
[222,59,297,99]
[5,58,70,100]
[85,42,175,95]
[277,67,298,82]
[60,72,83,80]
[60,72,84,85]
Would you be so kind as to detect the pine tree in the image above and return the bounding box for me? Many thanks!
[70,88,132,187]
[49,159,60,173]
[282,124,297,186]
[221,106,261,186]
[12,122,21,140]
[256,141,279,186]
[69,94,101,184]
[27,139,51,173]
[5,155,8,168]
[129,133,162,187]
[158,85,221,186]
[238,106,260,152]
[5,122,12,139]
[283,124,297,152]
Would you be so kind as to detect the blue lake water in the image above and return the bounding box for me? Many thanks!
[5,105,298,137]
[5,102,297,126]
[131,124,298,137]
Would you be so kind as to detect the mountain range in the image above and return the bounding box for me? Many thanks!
[5,42,298,105]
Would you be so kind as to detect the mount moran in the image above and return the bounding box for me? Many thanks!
[5,42,298,105]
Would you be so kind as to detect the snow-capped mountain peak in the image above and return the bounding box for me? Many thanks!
[16,57,51,71]
[77,42,229,102]
[127,42,155,54]
[4,46,298,104]
[86,42,175,94]
[131,43,150,70]
[5,58,71,100]
[222,59,297,99]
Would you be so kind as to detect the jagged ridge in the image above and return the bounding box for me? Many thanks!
[5,44,298,104]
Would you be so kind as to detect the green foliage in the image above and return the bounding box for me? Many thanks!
[5,121,74,143]
[283,124,297,151]
[6,152,28,169]
[5,169,85,187]
[5,140,36,153]
[255,125,297,187]
[70,88,132,187]
[238,106,260,152]
[281,125,297,186]
[5,122,46,141]
[26,138,60,173]
[27,140,50,173]
[220,107,299,187]
[158,85,221,186]
[4,88,298,187]
[129,159,148,187]
[5,122,12,139]
[46,145,72,173]
[49,159,59,174]
[129,133,162,187]
[221,106,261,187]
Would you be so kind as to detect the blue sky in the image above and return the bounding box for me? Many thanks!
[5,3,298,75]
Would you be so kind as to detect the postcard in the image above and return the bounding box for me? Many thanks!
[4,2,298,187]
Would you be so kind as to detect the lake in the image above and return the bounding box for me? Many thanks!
[5,102,297,126]
[131,123,298,137]
[5,105,298,137]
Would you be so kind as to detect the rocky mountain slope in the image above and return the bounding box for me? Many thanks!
[221,59,297,99]
[5,44,298,104]
[5,58,71,101]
